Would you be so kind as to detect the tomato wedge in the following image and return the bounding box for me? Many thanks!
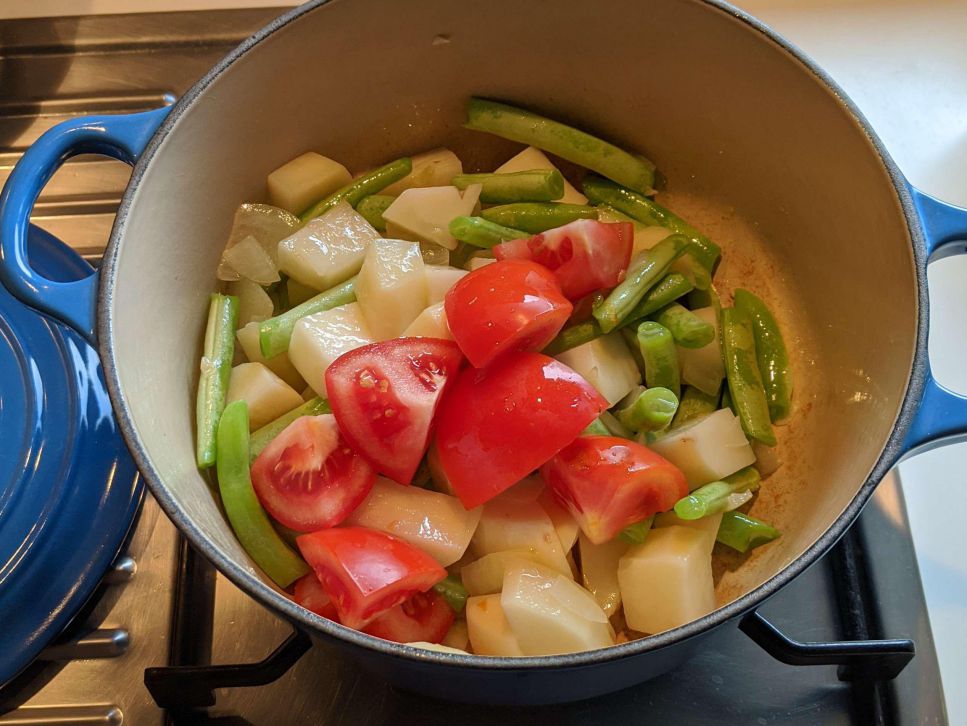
[435,352,608,509]
[292,573,339,620]
[363,590,454,644]
[494,220,633,300]
[325,338,464,485]
[541,436,688,544]
[444,259,572,368]
[251,415,375,531]
[296,526,446,629]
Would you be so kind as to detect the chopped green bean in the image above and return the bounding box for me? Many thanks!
[616,387,679,432]
[258,277,356,358]
[624,273,695,321]
[249,397,332,462]
[669,254,713,293]
[653,302,716,348]
[480,202,597,234]
[465,98,656,193]
[434,575,469,613]
[636,321,681,397]
[594,235,689,333]
[673,467,762,520]
[672,385,721,428]
[449,216,526,249]
[619,515,655,545]
[717,510,781,553]
[722,307,776,446]
[452,169,565,203]
[544,320,600,355]
[196,293,239,469]
[216,401,309,586]
[620,327,648,376]
[355,194,394,232]
[300,157,412,223]
[582,417,611,436]
[734,289,793,422]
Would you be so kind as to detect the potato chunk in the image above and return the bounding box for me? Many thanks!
[225,362,303,430]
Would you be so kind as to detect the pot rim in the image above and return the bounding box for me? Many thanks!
[97,0,929,670]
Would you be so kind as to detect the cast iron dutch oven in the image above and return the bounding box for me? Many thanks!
[2,0,967,705]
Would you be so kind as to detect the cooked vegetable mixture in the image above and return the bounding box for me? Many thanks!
[197,98,793,656]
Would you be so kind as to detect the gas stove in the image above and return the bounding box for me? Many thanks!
[0,7,951,725]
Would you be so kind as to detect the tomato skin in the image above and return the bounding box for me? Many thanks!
[296,526,447,629]
[541,436,689,544]
[444,259,572,368]
[363,590,454,644]
[435,352,609,509]
[251,415,376,531]
[494,220,633,300]
[325,338,464,484]
[292,573,339,621]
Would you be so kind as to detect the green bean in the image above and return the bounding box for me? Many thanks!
[355,194,394,232]
[258,277,356,358]
[582,417,611,437]
[250,397,332,462]
[716,510,781,553]
[449,216,526,249]
[722,307,776,445]
[196,293,239,469]
[653,302,715,349]
[216,401,310,586]
[464,98,656,193]
[452,169,564,203]
[616,387,679,432]
[300,157,412,223]
[733,289,793,422]
[624,273,695,321]
[673,467,762,520]
[672,385,721,428]
[480,202,597,234]
[594,235,689,333]
[619,515,655,545]
[434,575,469,613]
[636,321,680,397]
[670,254,713,292]
[544,320,599,355]
[620,327,648,376]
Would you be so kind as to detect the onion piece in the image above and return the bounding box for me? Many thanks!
[222,235,280,285]
[217,202,300,280]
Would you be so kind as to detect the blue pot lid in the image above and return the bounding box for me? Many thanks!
[0,225,142,686]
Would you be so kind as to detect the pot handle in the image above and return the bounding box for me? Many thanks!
[0,106,172,343]
[901,188,967,456]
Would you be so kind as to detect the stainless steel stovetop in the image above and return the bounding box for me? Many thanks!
[0,9,948,725]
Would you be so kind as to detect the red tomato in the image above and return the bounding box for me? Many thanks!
[435,352,608,509]
[251,415,375,531]
[494,220,633,300]
[363,590,454,644]
[325,339,464,484]
[292,573,339,621]
[444,259,572,368]
[296,526,446,629]
[541,436,689,544]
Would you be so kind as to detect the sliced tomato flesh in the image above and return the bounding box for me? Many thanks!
[296,526,447,630]
[251,414,376,531]
[363,590,454,644]
[541,435,689,544]
[325,338,464,485]
[292,573,339,621]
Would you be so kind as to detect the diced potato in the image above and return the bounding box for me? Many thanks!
[277,201,380,291]
[381,148,463,196]
[495,146,587,204]
[538,488,579,551]
[461,549,544,596]
[554,332,641,406]
[679,307,725,397]
[225,362,304,430]
[466,595,523,656]
[424,265,467,305]
[287,277,320,306]
[653,511,724,556]
[752,440,783,478]
[401,302,451,339]
[228,278,274,328]
[267,152,352,215]
[467,257,496,271]
[288,302,374,396]
[382,185,482,250]
[355,239,427,339]
[648,409,756,488]
[405,642,468,655]
[471,494,571,576]
[578,533,629,617]
[617,526,716,634]
[344,477,481,566]
[501,561,614,655]
[442,620,470,651]
[236,322,305,391]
